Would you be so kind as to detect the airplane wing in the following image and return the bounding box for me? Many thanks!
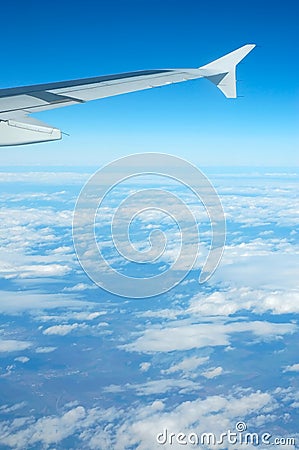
[0,44,255,146]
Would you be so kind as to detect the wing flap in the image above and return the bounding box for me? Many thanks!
[0,116,61,146]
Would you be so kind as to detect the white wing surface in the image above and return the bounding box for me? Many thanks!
[0,44,255,146]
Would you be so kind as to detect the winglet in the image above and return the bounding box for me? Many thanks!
[198,44,256,98]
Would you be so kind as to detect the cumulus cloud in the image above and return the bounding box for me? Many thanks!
[38,311,106,323]
[122,320,296,353]
[35,347,57,354]
[0,290,96,315]
[0,404,122,449]
[0,390,280,449]
[0,406,87,448]
[14,356,30,363]
[202,366,223,379]
[0,340,32,353]
[69,312,105,321]
[139,362,151,372]
[0,196,76,286]
[42,323,84,336]
[188,286,299,317]
[133,379,201,396]
[162,356,209,374]
[139,308,183,320]
[213,253,299,291]
[62,283,97,292]
[0,402,26,414]
[283,364,299,373]
[108,390,276,450]
[105,378,201,396]
[220,180,299,228]
[4,263,71,279]
[0,169,297,450]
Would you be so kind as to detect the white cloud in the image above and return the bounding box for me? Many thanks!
[0,170,298,450]
[0,406,87,448]
[35,346,57,354]
[0,340,32,353]
[0,171,90,184]
[70,312,105,321]
[0,404,120,449]
[38,311,106,323]
[0,402,26,414]
[188,286,299,317]
[105,378,201,396]
[0,388,294,449]
[139,309,182,320]
[0,246,74,282]
[162,356,209,374]
[133,379,201,396]
[43,323,84,336]
[213,253,299,291]
[0,200,76,285]
[283,364,299,373]
[180,278,196,286]
[221,182,299,228]
[3,263,71,279]
[62,283,97,292]
[140,362,151,372]
[0,290,95,315]
[14,356,29,363]
[111,390,276,450]
[188,291,237,316]
[202,366,223,379]
[122,320,297,353]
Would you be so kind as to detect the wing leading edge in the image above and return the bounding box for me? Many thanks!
[0,44,255,146]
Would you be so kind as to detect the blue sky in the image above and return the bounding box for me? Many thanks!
[0,0,298,166]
